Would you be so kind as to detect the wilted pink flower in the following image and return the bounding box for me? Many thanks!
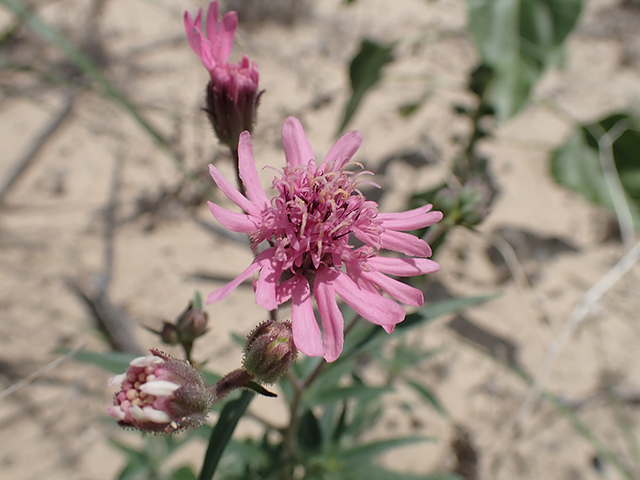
[184,1,260,148]
[206,117,442,362]
[107,350,214,434]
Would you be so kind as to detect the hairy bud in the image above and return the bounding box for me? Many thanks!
[243,320,297,384]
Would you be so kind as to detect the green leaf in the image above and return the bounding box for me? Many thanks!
[198,391,254,480]
[310,385,391,405]
[336,436,433,463]
[172,466,198,480]
[335,464,462,480]
[400,294,499,332]
[550,114,640,229]
[466,0,583,118]
[405,380,448,417]
[0,0,181,165]
[341,294,498,360]
[116,460,148,480]
[337,39,394,134]
[193,292,203,311]
[298,409,323,453]
[69,350,136,374]
[332,402,349,442]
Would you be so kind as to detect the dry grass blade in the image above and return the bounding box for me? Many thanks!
[0,91,77,206]
[519,238,640,425]
[0,343,85,402]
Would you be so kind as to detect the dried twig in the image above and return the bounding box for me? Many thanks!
[0,343,85,402]
[65,278,142,355]
[0,91,77,205]
[491,232,552,330]
[518,238,640,425]
[99,153,122,294]
[588,119,635,249]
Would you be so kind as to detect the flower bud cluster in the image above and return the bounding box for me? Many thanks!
[433,179,492,227]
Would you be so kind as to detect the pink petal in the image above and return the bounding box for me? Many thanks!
[207,201,258,233]
[215,11,238,63]
[321,268,406,334]
[378,210,443,231]
[320,130,362,170]
[314,269,345,362]
[208,164,259,216]
[377,204,434,222]
[276,276,297,304]
[281,117,315,168]
[380,230,432,257]
[361,271,424,306]
[205,1,220,41]
[254,249,281,310]
[291,275,324,357]
[184,15,203,58]
[206,252,265,304]
[366,257,440,276]
[237,132,270,210]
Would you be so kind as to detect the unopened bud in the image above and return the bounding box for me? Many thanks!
[433,187,459,216]
[106,349,215,434]
[459,179,491,226]
[205,57,261,149]
[243,320,297,384]
[159,322,180,345]
[176,303,209,343]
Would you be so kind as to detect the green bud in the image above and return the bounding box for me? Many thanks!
[243,320,298,385]
[433,187,460,216]
[459,179,491,226]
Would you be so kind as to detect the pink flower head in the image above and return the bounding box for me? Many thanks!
[207,117,443,362]
[107,350,214,434]
[184,1,260,148]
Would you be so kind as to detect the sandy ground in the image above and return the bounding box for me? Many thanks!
[1,0,640,479]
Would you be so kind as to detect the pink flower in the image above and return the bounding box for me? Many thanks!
[107,350,214,433]
[206,117,442,362]
[184,1,260,148]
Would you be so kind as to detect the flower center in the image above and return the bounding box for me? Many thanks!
[253,161,381,272]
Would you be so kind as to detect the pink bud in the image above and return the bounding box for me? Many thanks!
[106,349,215,434]
[184,2,261,148]
[205,57,261,149]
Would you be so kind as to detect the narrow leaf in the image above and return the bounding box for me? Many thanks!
[405,380,448,417]
[310,385,391,405]
[198,391,254,480]
[341,294,497,360]
[193,292,203,311]
[67,350,136,374]
[298,409,323,453]
[172,466,198,480]
[336,436,432,463]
